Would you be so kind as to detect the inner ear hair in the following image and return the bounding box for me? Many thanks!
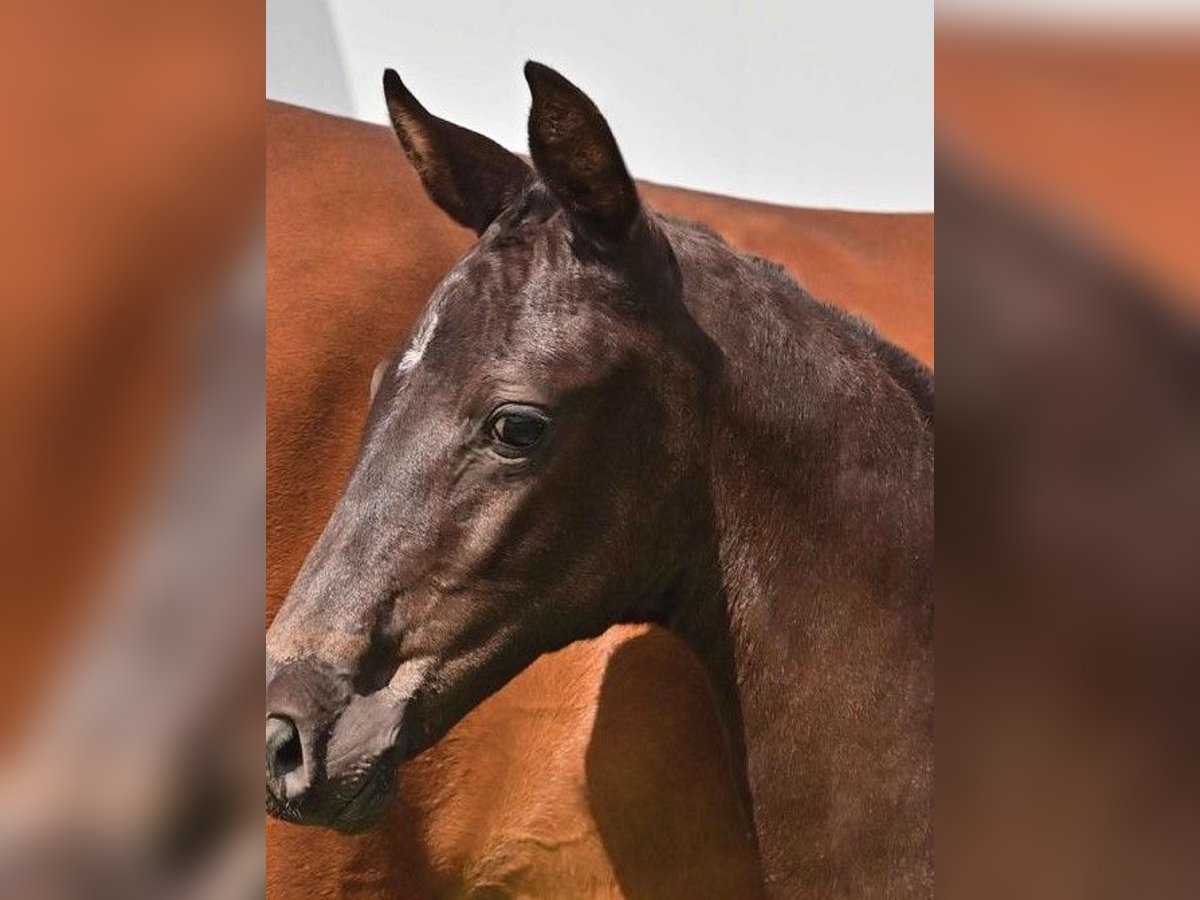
[384,68,532,235]
[524,61,641,244]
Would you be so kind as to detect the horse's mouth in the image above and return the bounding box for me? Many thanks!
[264,657,446,833]
[265,749,396,833]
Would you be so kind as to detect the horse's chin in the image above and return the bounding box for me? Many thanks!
[320,758,396,833]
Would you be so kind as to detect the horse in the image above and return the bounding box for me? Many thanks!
[267,98,759,899]
[266,99,932,899]
[266,64,934,896]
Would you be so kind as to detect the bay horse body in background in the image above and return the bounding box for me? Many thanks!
[267,61,931,897]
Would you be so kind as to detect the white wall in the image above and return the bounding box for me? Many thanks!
[268,1,933,212]
[266,0,352,117]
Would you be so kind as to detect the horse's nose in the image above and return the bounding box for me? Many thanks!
[266,714,307,802]
[265,658,351,806]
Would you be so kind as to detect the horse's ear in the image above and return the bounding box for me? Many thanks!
[383,69,533,235]
[524,62,641,245]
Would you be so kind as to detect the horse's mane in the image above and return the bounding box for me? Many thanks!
[497,202,934,428]
[792,276,934,429]
[867,330,934,427]
[667,213,934,429]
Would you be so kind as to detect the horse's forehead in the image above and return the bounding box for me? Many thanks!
[440,229,603,323]
[401,223,645,386]
[445,229,548,298]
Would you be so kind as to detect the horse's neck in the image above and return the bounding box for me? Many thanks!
[674,274,934,894]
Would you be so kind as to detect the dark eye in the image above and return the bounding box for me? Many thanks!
[487,404,549,454]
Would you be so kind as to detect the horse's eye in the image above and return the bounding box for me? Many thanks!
[487,405,549,454]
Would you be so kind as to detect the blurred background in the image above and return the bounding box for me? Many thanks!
[0,3,264,897]
[937,3,1200,898]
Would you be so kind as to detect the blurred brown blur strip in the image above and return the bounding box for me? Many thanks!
[938,24,1200,303]
[0,4,263,897]
[0,2,262,738]
[937,22,1200,899]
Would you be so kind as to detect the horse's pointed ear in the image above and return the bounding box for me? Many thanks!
[383,69,533,235]
[524,62,641,245]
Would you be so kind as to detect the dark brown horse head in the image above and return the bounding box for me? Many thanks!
[266,63,718,830]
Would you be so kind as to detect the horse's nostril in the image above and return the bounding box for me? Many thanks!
[266,714,304,797]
